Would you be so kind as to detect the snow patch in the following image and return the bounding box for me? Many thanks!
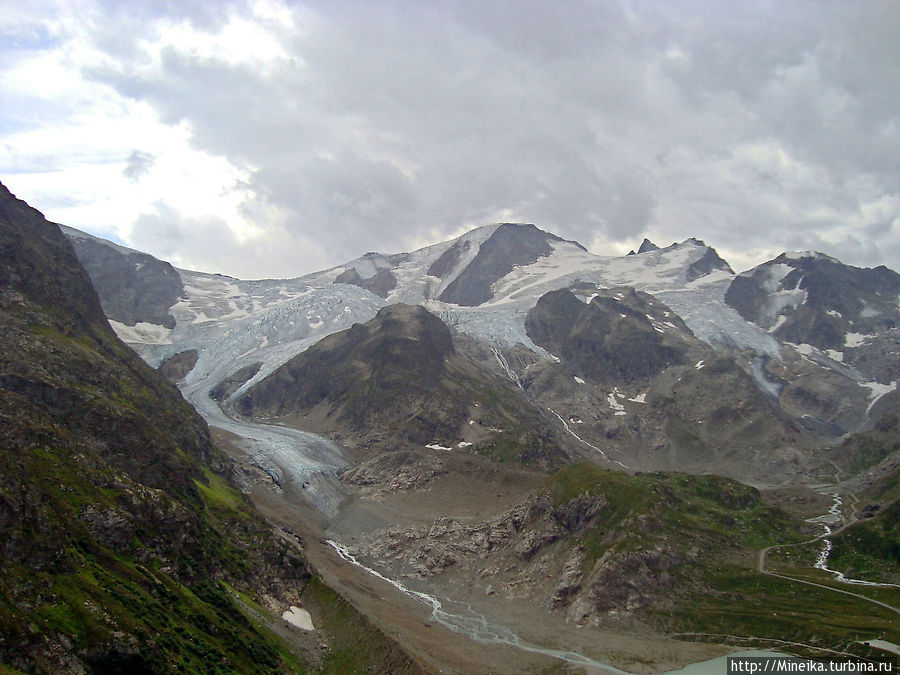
[607,389,627,415]
[282,606,314,631]
[108,320,172,345]
[845,332,874,348]
[794,343,815,357]
[426,443,453,451]
[860,380,897,412]
[860,303,880,318]
[768,314,788,333]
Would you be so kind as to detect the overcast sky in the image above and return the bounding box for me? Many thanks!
[1,1,898,279]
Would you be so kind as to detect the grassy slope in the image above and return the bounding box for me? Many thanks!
[544,463,899,659]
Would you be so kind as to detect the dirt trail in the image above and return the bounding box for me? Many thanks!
[757,489,900,615]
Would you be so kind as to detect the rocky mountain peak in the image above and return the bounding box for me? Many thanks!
[236,303,455,423]
[437,223,585,306]
[685,244,734,282]
[63,225,183,328]
[725,251,900,352]
[637,237,660,253]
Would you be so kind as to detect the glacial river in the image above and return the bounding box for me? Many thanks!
[181,380,807,673]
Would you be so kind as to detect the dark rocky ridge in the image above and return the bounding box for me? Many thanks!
[525,286,698,386]
[157,348,198,382]
[63,226,183,328]
[685,244,734,281]
[517,285,805,478]
[1,184,212,493]
[725,253,900,351]
[239,304,454,425]
[211,361,263,401]
[238,303,569,465]
[427,239,470,279]
[238,304,467,448]
[438,223,587,306]
[1,182,275,669]
[334,265,397,298]
[637,237,660,253]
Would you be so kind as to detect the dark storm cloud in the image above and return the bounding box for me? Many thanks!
[75,0,900,275]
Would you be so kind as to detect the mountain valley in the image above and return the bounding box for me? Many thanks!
[2,182,899,672]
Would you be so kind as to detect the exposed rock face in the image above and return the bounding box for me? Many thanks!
[549,547,584,607]
[525,287,699,386]
[341,450,449,498]
[515,284,806,478]
[237,303,569,464]
[725,252,900,352]
[238,304,455,434]
[438,223,586,306]
[0,182,315,672]
[565,545,682,625]
[63,226,183,328]
[685,245,733,282]
[1,184,213,491]
[637,238,660,253]
[353,465,802,630]
[427,240,470,279]
[334,266,398,298]
[157,349,198,382]
[209,361,262,401]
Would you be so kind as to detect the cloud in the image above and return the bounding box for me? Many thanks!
[122,150,155,180]
[0,0,898,278]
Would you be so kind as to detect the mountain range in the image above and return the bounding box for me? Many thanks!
[3,181,898,671]
[65,216,899,484]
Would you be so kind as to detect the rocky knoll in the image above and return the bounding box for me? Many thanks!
[238,303,569,465]
[438,223,585,306]
[354,463,804,630]
[525,286,702,386]
[237,304,456,439]
[517,285,802,478]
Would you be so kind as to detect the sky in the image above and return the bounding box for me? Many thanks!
[1,0,898,280]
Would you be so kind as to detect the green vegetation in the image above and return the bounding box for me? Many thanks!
[663,567,899,660]
[537,463,898,658]
[0,442,301,673]
[195,466,245,512]
[301,576,423,674]
[545,463,803,570]
[829,499,900,584]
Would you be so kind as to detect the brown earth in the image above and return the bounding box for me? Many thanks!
[211,428,728,674]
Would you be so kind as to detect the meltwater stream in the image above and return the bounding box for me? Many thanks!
[327,540,629,674]
[812,492,900,589]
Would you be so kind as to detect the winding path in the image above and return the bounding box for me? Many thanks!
[757,490,900,615]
